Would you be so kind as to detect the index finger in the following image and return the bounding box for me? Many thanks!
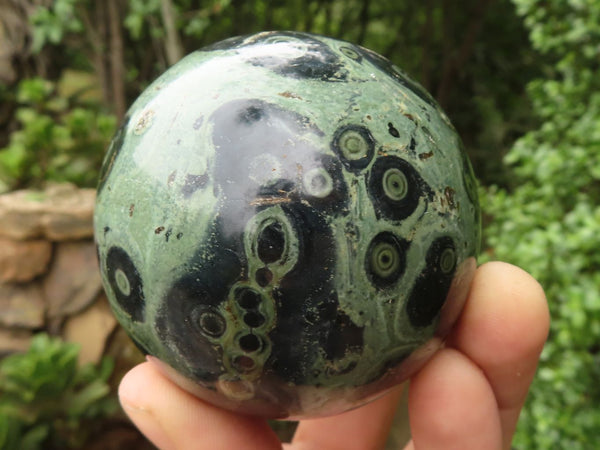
[119,361,282,450]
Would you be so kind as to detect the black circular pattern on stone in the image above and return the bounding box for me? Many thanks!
[439,247,457,274]
[428,237,458,275]
[304,168,332,198]
[197,308,226,338]
[105,246,145,322]
[233,355,256,372]
[235,287,267,331]
[301,155,349,215]
[236,287,262,309]
[339,45,362,62]
[244,311,266,328]
[368,156,426,221]
[366,232,408,289]
[406,236,457,328]
[239,333,263,353]
[257,222,286,264]
[255,267,273,287]
[331,125,375,172]
[382,167,408,201]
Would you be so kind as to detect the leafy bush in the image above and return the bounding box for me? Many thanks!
[0,334,118,449]
[29,0,84,53]
[0,76,116,193]
[483,1,600,448]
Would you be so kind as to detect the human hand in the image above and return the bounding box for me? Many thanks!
[118,262,549,449]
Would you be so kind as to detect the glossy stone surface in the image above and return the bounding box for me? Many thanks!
[94,31,481,419]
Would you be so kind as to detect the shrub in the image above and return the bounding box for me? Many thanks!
[0,334,118,449]
[483,1,600,447]
[0,76,116,193]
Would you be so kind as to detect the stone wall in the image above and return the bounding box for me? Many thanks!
[0,183,142,371]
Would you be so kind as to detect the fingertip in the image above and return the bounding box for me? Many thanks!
[118,361,153,408]
[477,261,549,334]
[118,362,176,450]
[118,362,281,450]
[452,261,549,379]
[408,348,502,450]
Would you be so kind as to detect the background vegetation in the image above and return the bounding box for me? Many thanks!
[0,0,598,448]
[0,334,117,449]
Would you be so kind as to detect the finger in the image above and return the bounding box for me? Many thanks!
[447,261,549,447]
[406,348,503,450]
[287,385,404,450]
[118,361,281,450]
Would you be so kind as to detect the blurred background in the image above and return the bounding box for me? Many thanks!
[0,0,598,448]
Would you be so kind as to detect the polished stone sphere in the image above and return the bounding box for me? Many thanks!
[94,31,481,419]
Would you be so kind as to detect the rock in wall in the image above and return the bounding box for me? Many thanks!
[0,183,141,369]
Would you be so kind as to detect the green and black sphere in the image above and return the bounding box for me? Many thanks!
[94,31,481,419]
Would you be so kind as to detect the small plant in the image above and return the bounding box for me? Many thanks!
[0,76,116,193]
[0,334,118,449]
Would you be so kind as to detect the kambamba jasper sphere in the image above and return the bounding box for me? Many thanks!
[94,31,481,419]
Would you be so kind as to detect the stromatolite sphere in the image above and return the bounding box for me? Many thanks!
[94,31,481,419]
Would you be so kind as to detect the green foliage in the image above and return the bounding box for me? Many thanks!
[29,0,84,53]
[0,334,118,450]
[124,0,162,40]
[483,0,600,447]
[0,76,116,192]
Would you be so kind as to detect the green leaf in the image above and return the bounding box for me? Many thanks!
[0,334,117,448]
[19,424,50,450]
[66,380,111,418]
